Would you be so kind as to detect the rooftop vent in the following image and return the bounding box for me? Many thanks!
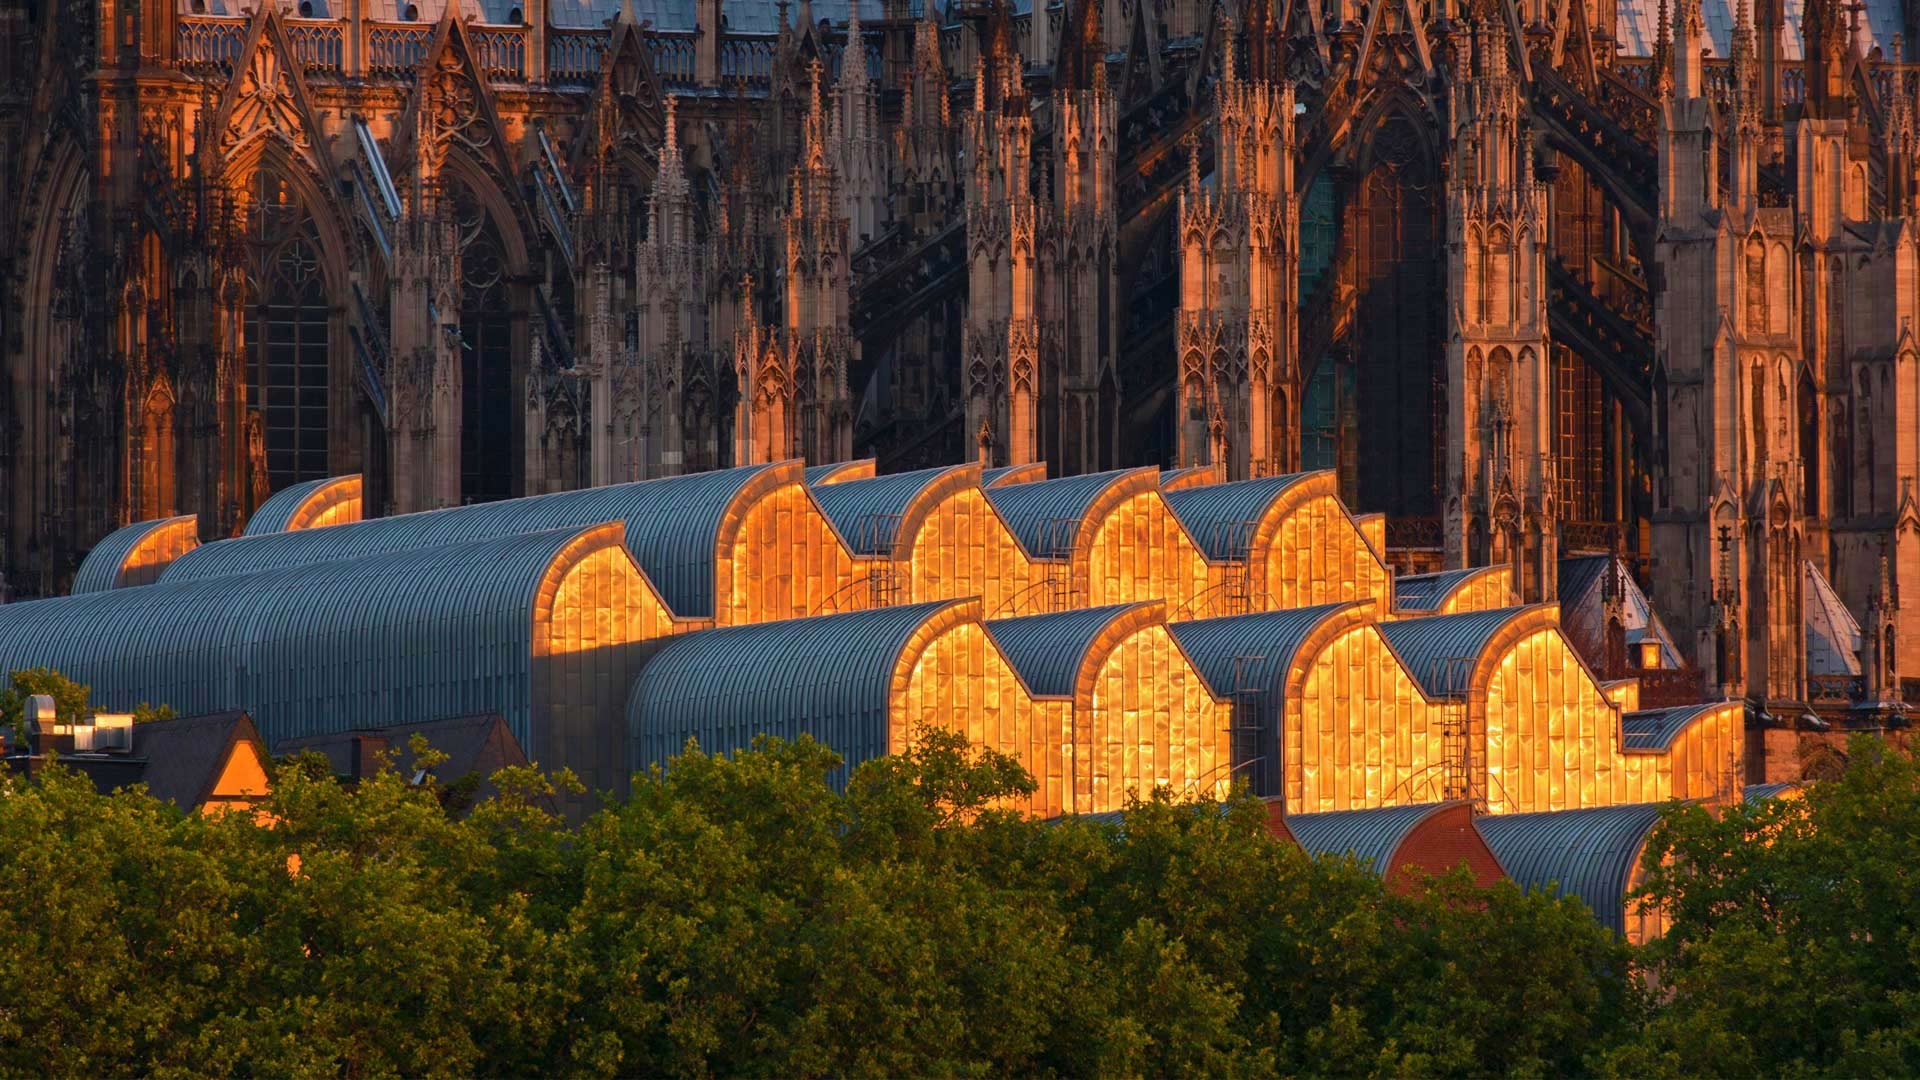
[72,714,134,754]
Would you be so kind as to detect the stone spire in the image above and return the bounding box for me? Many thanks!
[1443,14,1556,600]
[834,3,887,244]
[1862,540,1900,704]
[1047,0,1121,472]
[1175,6,1301,478]
[964,0,1040,467]
[739,59,856,466]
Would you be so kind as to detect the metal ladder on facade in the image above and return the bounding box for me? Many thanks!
[1211,519,1259,616]
[1431,655,1479,807]
[858,512,907,609]
[1229,653,1270,797]
[1037,517,1081,612]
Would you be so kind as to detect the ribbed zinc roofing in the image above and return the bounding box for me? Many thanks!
[1167,603,1354,699]
[804,459,875,485]
[1475,803,1667,935]
[984,604,1142,697]
[244,475,357,535]
[1377,606,1534,698]
[1287,802,1453,876]
[1622,703,1724,750]
[628,600,959,778]
[807,465,967,555]
[981,463,1046,487]
[162,463,774,616]
[71,516,198,594]
[0,526,608,755]
[1158,465,1216,487]
[1392,567,1489,612]
[985,467,1150,559]
[1744,781,1801,804]
[1162,473,1318,560]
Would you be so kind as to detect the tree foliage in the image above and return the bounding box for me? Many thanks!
[0,666,92,733]
[5,718,1914,1077]
[1606,735,1920,1078]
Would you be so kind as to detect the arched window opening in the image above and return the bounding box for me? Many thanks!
[453,182,514,504]
[248,170,332,495]
[1797,368,1819,512]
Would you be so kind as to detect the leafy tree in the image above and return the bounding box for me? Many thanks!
[130,702,178,724]
[0,720,1655,1077]
[0,666,92,735]
[1606,736,1920,1078]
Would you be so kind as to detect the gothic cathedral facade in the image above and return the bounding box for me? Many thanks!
[1,0,1917,715]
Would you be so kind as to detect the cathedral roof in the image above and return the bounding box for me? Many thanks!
[1614,0,1902,62]
[1803,559,1864,676]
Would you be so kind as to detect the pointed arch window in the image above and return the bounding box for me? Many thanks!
[248,172,332,492]
[454,182,514,504]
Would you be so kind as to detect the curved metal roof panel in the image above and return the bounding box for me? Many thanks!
[1158,465,1221,490]
[807,465,967,555]
[1622,703,1724,750]
[1475,803,1667,935]
[0,526,605,753]
[804,459,876,485]
[982,463,1047,488]
[1162,473,1318,560]
[985,467,1149,559]
[1393,567,1488,612]
[1166,603,1355,699]
[1287,802,1453,876]
[628,599,960,777]
[163,463,774,616]
[984,604,1142,697]
[1744,781,1801,804]
[71,516,200,594]
[1377,607,1534,698]
[244,475,360,535]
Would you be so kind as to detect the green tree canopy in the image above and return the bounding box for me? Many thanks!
[1607,736,1920,1078]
